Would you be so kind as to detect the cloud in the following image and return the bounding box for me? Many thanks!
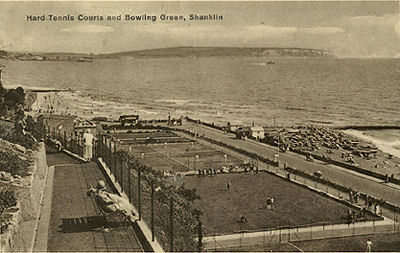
[61,25,114,34]
[300,27,345,34]
[347,14,398,27]
[0,30,12,49]
[242,25,298,35]
[129,24,298,40]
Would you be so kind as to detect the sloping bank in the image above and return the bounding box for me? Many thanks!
[0,141,48,252]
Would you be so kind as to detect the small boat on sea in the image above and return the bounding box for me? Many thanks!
[76,58,94,63]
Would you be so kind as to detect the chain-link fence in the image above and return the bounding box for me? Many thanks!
[203,215,400,251]
[96,134,201,252]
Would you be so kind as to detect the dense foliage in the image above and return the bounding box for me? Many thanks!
[0,85,26,116]
[0,186,17,234]
[0,140,31,176]
[0,186,17,215]
[0,124,36,150]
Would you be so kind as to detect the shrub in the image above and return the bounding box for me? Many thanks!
[0,186,17,215]
[0,186,17,234]
[0,124,36,150]
[0,140,31,176]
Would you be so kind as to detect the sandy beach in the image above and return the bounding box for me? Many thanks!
[343,129,400,159]
[29,90,162,121]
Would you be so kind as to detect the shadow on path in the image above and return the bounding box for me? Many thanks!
[59,215,132,233]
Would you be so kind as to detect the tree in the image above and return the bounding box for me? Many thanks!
[15,86,25,105]
[0,68,5,96]
[0,50,7,58]
[4,89,19,109]
[4,87,25,110]
[0,102,7,117]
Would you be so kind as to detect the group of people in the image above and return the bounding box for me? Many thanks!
[348,191,383,215]
[197,163,258,177]
[347,208,367,224]
[364,195,383,215]
[349,190,360,204]
[198,168,219,177]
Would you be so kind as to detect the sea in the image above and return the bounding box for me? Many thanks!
[1,57,400,128]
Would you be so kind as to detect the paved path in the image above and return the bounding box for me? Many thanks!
[202,217,395,250]
[46,153,143,252]
[178,122,400,206]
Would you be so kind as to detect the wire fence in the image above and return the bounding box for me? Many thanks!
[96,134,201,252]
[203,217,400,251]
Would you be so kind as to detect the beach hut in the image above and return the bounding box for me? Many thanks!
[249,126,265,139]
[119,114,139,127]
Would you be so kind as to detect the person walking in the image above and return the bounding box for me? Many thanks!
[83,129,96,162]
[366,238,373,252]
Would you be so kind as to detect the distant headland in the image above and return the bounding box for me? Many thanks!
[0,46,336,62]
[100,46,337,58]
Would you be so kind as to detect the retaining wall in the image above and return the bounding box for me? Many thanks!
[1,142,48,252]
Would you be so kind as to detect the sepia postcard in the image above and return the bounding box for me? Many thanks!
[0,1,399,252]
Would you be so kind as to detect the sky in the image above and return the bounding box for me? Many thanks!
[0,1,399,57]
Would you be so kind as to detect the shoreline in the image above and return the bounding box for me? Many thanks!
[26,87,400,162]
[28,89,400,129]
[343,129,400,159]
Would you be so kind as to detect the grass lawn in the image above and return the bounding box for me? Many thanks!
[168,173,376,235]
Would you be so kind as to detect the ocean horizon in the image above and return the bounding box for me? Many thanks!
[1,57,399,129]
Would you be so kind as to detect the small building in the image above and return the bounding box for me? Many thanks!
[74,119,97,137]
[250,126,265,139]
[119,114,139,127]
[235,127,250,140]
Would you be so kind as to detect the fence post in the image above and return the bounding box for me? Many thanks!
[100,135,103,159]
[108,138,112,174]
[138,165,142,220]
[128,162,132,203]
[197,218,202,252]
[170,197,174,252]
[42,124,46,140]
[63,130,66,148]
[151,181,155,242]
[113,140,117,170]
[373,219,375,233]
[69,133,73,152]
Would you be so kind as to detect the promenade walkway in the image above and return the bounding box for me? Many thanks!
[178,122,400,206]
[44,153,143,252]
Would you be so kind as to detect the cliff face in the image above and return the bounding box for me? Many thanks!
[104,47,336,58]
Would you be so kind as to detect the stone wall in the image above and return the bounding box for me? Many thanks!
[0,142,48,252]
